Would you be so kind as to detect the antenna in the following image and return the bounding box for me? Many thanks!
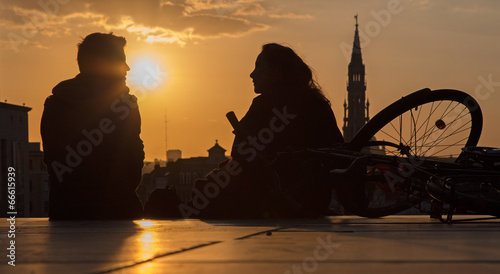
[164,107,168,160]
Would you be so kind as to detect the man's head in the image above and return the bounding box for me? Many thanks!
[77,32,130,78]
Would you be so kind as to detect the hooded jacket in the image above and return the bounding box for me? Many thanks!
[41,73,144,219]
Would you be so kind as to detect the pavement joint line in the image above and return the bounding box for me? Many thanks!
[12,259,500,265]
[445,216,500,223]
[279,229,500,232]
[91,241,222,274]
[91,226,297,273]
[313,221,500,225]
[111,259,500,264]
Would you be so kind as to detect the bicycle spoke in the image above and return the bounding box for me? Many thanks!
[412,101,458,153]
[421,109,471,156]
[413,100,442,141]
[428,136,469,158]
[422,122,472,157]
[379,128,404,144]
[394,101,469,157]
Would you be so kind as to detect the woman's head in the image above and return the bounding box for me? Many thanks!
[250,43,328,103]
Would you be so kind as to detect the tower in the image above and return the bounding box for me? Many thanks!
[207,140,226,163]
[343,15,370,142]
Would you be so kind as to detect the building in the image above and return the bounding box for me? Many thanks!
[28,142,49,216]
[0,101,31,217]
[167,149,182,163]
[136,140,228,206]
[343,15,370,142]
[206,140,226,164]
[142,159,168,175]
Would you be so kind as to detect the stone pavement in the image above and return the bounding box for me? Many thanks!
[1,216,500,273]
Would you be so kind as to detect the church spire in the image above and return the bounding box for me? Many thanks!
[351,14,363,66]
[343,15,369,142]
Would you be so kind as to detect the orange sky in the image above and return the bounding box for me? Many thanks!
[1,0,500,160]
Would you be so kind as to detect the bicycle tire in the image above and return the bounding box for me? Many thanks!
[342,89,483,218]
[349,88,483,155]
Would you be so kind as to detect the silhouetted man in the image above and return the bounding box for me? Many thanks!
[41,33,144,220]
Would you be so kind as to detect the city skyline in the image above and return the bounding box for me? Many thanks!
[1,0,500,160]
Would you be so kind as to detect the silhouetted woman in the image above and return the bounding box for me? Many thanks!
[232,43,343,162]
[188,43,344,218]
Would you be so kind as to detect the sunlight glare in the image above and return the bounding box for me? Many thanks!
[128,55,168,94]
[133,220,160,265]
[134,219,157,228]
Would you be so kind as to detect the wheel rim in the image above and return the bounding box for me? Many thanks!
[352,89,483,161]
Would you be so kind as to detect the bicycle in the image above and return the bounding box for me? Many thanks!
[229,88,500,223]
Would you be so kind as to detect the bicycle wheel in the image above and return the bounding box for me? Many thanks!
[344,89,483,217]
[350,88,483,158]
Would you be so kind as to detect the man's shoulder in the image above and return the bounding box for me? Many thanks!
[52,76,78,93]
[250,94,264,103]
[43,94,57,108]
[44,77,78,103]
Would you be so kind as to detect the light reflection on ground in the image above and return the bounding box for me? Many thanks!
[134,220,160,264]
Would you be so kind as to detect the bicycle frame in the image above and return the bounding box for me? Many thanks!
[269,146,500,223]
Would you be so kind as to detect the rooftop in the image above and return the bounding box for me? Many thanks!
[0,101,32,112]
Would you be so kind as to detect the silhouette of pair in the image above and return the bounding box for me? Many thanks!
[41,33,343,220]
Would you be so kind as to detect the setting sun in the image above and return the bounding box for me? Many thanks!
[127,55,169,94]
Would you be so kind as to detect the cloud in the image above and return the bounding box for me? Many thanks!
[404,0,500,36]
[80,0,271,43]
[268,12,314,19]
[0,3,110,52]
[0,0,315,52]
[408,0,500,13]
[234,3,266,16]
[408,0,434,10]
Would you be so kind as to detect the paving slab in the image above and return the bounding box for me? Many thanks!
[1,216,499,273]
